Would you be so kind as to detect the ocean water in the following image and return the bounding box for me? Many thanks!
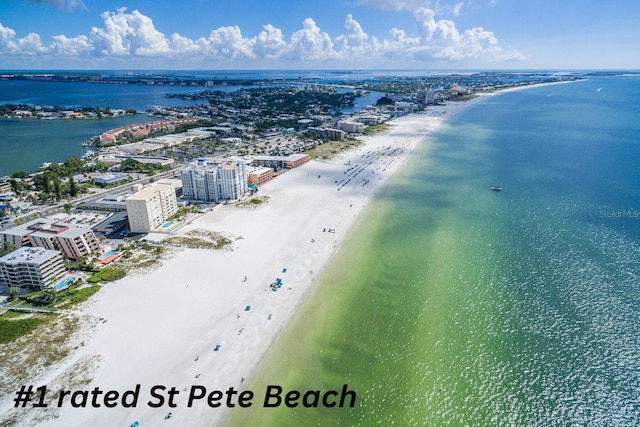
[225,77,640,426]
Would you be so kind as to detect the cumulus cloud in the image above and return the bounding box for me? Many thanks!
[0,23,47,55]
[334,14,372,56]
[287,18,335,60]
[196,26,256,59]
[51,34,92,55]
[0,5,524,67]
[413,7,524,61]
[253,24,287,58]
[435,26,524,61]
[0,23,17,51]
[91,8,170,56]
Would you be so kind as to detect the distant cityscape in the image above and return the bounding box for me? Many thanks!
[0,71,577,293]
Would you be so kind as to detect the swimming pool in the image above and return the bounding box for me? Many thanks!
[55,277,75,291]
[101,249,117,258]
[161,221,174,229]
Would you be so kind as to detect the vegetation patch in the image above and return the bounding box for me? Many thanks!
[362,123,391,135]
[0,317,47,344]
[167,205,202,221]
[55,284,101,310]
[88,268,126,283]
[163,229,236,250]
[112,240,168,273]
[0,313,94,420]
[447,94,479,102]
[236,196,270,209]
[304,138,362,160]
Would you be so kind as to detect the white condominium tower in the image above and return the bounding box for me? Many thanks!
[181,159,247,202]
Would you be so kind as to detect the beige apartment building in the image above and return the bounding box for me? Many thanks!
[125,183,178,233]
[0,219,101,260]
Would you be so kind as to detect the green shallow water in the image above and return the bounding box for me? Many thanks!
[224,78,640,426]
[224,122,514,426]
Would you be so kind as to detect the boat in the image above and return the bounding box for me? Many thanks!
[491,186,502,192]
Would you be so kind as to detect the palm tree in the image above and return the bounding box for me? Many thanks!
[8,286,20,301]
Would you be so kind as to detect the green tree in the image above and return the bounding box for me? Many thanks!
[64,203,72,214]
[47,163,64,176]
[41,174,52,194]
[8,179,20,195]
[63,157,84,175]
[120,158,141,171]
[376,96,394,106]
[39,288,57,305]
[11,171,28,179]
[53,176,62,200]
[68,177,79,197]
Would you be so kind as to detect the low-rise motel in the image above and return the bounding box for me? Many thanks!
[251,153,311,171]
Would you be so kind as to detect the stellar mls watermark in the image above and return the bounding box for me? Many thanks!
[599,209,640,218]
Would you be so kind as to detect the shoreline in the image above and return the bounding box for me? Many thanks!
[0,83,557,426]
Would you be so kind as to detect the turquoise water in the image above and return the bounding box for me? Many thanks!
[226,77,640,426]
[54,277,75,291]
[101,249,117,258]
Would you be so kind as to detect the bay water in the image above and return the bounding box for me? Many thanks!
[0,76,382,176]
[225,77,640,426]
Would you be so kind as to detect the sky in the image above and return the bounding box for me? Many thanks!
[0,0,638,70]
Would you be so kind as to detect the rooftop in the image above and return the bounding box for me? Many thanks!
[126,182,175,201]
[0,246,62,265]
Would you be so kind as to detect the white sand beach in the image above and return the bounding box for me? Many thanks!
[1,99,480,427]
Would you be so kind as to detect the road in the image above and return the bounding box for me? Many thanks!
[6,168,182,226]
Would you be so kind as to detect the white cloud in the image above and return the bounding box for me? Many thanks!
[415,8,459,42]
[254,25,287,58]
[90,8,170,56]
[334,14,371,56]
[412,7,523,61]
[51,34,93,55]
[0,6,523,67]
[196,26,256,59]
[287,18,335,60]
[168,33,200,55]
[0,23,18,52]
[435,26,525,61]
[0,23,47,55]
[14,33,47,55]
[453,2,464,17]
